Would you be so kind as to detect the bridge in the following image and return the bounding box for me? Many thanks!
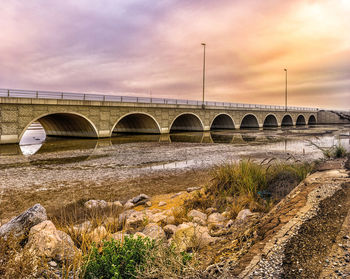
[0,88,321,144]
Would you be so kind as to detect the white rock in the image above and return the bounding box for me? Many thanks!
[84,200,108,210]
[236,209,253,221]
[208,213,225,224]
[111,231,129,242]
[188,210,207,221]
[89,226,108,243]
[158,201,167,207]
[26,220,77,262]
[142,223,166,240]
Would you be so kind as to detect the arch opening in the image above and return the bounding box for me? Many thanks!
[308,115,317,125]
[263,114,278,128]
[296,115,306,125]
[170,113,204,132]
[281,115,293,126]
[20,113,98,142]
[240,114,259,129]
[211,114,235,130]
[113,113,160,134]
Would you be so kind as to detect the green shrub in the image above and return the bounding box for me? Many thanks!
[83,236,155,279]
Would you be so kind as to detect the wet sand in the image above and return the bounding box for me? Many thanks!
[0,125,349,220]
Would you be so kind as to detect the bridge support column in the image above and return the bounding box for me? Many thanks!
[98,130,111,138]
[259,124,263,128]
[160,127,169,134]
[204,126,210,131]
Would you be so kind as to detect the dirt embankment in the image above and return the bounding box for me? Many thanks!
[233,157,350,279]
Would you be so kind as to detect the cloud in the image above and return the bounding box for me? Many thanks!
[0,0,349,109]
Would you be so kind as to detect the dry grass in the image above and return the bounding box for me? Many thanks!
[184,160,313,218]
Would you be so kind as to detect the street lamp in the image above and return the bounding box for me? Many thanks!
[284,68,288,111]
[201,43,206,108]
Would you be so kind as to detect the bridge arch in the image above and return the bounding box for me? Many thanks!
[170,112,204,132]
[281,114,293,126]
[308,115,317,125]
[210,113,235,130]
[240,114,259,129]
[296,115,306,125]
[263,114,278,128]
[19,112,99,141]
[111,112,161,134]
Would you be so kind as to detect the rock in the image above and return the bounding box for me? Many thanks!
[73,221,92,234]
[163,224,177,239]
[26,220,77,262]
[192,217,206,226]
[111,231,129,242]
[123,201,135,210]
[48,261,58,267]
[143,223,166,240]
[171,192,183,198]
[119,210,146,233]
[145,201,152,207]
[225,220,235,228]
[206,208,217,215]
[158,201,167,207]
[187,187,201,193]
[84,200,108,210]
[148,212,167,225]
[236,209,253,221]
[133,232,147,239]
[188,210,207,222]
[108,201,123,210]
[208,213,225,224]
[131,194,150,206]
[166,215,176,225]
[173,223,218,251]
[0,204,47,239]
[89,226,108,243]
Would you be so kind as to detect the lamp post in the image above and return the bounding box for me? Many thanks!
[284,68,288,112]
[201,43,206,108]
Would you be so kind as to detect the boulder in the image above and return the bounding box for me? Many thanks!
[73,221,92,234]
[133,232,147,239]
[163,224,177,239]
[84,200,109,210]
[119,210,146,233]
[173,223,218,251]
[0,204,47,239]
[205,207,217,215]
[142,223,166,240]
[26,220,77,262]
[89,226,108,243]
[123,201,135,210]
[188,210,207,222]
[111,231,129,242]
[148,212,167,225]
[207,213,225,224]
[131,194,150,206]
[166,215,176,225]
[236,209,253,221]
[108,201,123,210]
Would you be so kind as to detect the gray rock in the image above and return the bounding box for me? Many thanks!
[0,204,47,238]
[208,212,225,224]
[131,194,150,206]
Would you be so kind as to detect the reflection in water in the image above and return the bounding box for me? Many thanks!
[0,125,349,163]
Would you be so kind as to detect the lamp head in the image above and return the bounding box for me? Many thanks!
[201,43,206,46]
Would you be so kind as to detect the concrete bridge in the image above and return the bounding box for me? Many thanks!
[0,89,319,144]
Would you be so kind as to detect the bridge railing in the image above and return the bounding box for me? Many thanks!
[0,88,318,111]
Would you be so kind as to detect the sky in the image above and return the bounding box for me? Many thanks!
[0,0,349,109]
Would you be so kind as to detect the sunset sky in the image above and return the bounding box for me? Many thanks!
[0,0,349,109]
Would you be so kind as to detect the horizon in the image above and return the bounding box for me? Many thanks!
[1,0,349,110]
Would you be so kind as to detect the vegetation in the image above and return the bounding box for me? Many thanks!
[82,236,196,279]
[184,160,314,218]
[309,142,348,159]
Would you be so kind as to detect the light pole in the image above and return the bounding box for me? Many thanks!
[284,68,288,112]
[201,43,206,108]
